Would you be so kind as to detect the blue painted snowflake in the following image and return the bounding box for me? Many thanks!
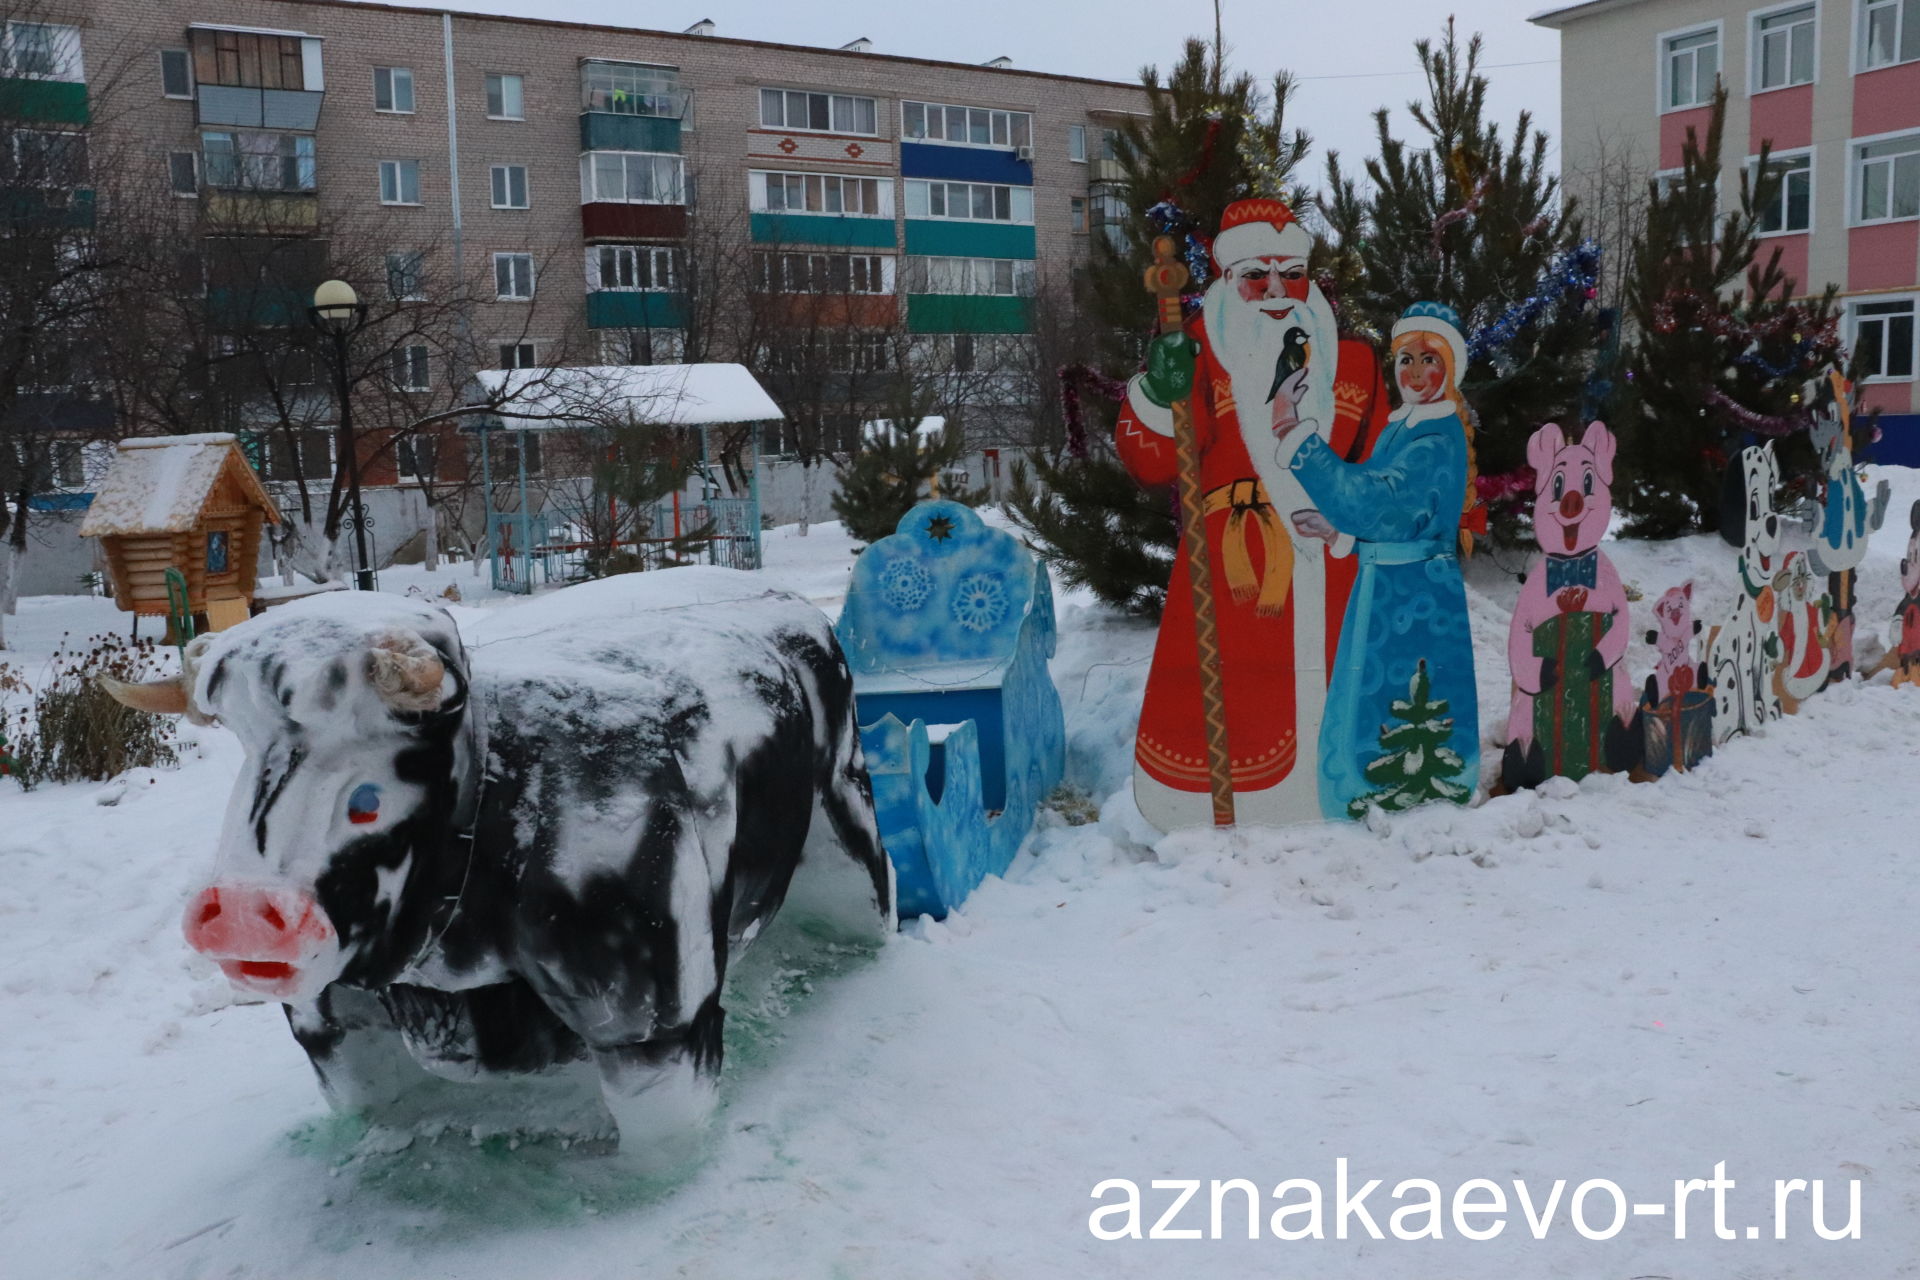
[950,574,1009,633]
[881,559,936,612]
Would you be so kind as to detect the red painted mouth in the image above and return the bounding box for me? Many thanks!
[238,961,294,981]
[1561,522,1580,552]
[1259,304,1295,320]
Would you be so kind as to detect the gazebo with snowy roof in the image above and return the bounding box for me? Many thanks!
[466,363,783,593]
[79,433,281,633]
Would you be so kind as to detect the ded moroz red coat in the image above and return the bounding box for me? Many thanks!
[1116,315,1390,800]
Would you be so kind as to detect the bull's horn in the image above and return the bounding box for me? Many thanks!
[367,632,448,712]
[98,674,191,716]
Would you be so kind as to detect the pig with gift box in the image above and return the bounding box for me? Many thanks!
[1639,582,1715,779]
[1501,421,1642,791]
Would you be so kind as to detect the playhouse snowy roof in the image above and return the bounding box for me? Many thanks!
[78,433,280,538]
[470,363,784,430]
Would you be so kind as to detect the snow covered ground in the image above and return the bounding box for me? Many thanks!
[3,480,1918,1279]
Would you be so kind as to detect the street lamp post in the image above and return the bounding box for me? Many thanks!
[309,279,376,591]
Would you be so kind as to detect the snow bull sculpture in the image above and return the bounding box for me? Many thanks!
[106,569,893,1165]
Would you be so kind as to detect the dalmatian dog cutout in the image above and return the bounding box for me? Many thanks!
[1707,443,1785,743]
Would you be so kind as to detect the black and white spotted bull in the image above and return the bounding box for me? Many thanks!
[107,568,893,1164]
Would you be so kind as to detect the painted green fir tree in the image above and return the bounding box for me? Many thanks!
[1347,660,1470,818]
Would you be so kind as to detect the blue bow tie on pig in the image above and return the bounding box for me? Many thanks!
[1544,550,1600,594]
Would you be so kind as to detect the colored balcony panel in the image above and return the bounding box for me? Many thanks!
[586,291,688,329]
[196,85,324,131]
[579,112,683,154]
[899,142,1031,186]
[203,191,320,233]
[903,220,1035,259]
[0,187,94,229]
[750,211,896,248]
[208,286,305,328]
[1854,62,1920,140]
[1749,84,1811,154]
[906,294,1030,334]
[581,203,686,240]
[1658,106,1712,171]
[0,78,88,125]
[766,293,898,327]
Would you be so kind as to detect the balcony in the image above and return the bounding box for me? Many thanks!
[750,211,895,249]
[906,294,1031,334]
[902,221,1036,259]
[586,291,687,330]
[0,187,94,229]
[1090,157,1126,184]
[0,78,89,125]
[579,112,682,154]
[197,85,324,131]
[203,190,320,233]
[581,203,686,241]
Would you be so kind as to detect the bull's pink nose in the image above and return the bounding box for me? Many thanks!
[1559,491,1585,519]
[183,884,334,961]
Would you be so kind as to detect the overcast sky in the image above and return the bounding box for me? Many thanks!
[443,0,1565,191]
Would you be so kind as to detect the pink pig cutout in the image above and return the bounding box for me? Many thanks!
[1646,581,1704,704]
[1505,421,1639,752]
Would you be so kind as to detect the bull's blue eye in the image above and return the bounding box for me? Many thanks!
[347,784,381,825]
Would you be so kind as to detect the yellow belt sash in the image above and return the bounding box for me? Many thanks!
[1200,478,1293,617]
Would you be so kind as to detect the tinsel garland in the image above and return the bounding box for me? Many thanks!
[1466,239,1603,361]
[1430,177,1492,253]
[1174,112,1225,189]
[1475,467,1537,510]
[1702,387,1810,437]
[1058,363,1129,459]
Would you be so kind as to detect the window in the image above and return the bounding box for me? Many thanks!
[1070,196,1087,233]
[498,341,538,369]
[1662,27,1719,109]
[486,72,524,120]
[758,88,877,135]
[1754,151,1813,233]
[379,158,421,205]
[202,131,314,192]
[755,252,891,294]
[4,22,71,78]
[5,130,88,186]
[904,179,1035,223]
[260,430,332,482]
[206,530,230,575]
[750,170,890,216]
[392,345,430,391]
[160,48,194,98]
[374,67,415,113]
[901,100,1034,150]
[584,62,682,116]
[904,255,1034,295]
[592,244,678,291]
[490,163,529,209]
[1852,298,1916,379]
[1068,124,1086,163]
[189,28,308,90]
[1863,0,1920,69]
[580,151,685,204]
[1855,133,1920,222]
[168,150,198,196]
[494,252,534,299]
[600,329,684,364]
[386,250,425,300]
[1754,6,1815,89]
[396,432,438,481]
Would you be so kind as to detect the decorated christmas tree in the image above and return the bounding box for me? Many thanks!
[1318,20,1606,546]
[1609,87,1847,538]
[1347,660,1470,818]
[1005,37,1310,617]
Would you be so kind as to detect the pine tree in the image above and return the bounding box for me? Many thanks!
[1347,660,1469,817]
[1318,19,1606,546]
[831,420,983,549]
[1609,87,1847,538]
[1005,37,1310,618]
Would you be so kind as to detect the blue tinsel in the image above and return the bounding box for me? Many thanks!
[1466,239,1603,360]
[1145,200,1215,288]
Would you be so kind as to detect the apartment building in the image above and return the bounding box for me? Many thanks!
[6,0,1146,492]
[1535,0,1920,448]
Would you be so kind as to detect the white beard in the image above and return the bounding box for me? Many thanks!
[1203,278,1341,549]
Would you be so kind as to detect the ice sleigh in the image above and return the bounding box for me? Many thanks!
[835,501,1066,919]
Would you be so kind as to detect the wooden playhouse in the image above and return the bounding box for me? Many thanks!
[79,433,282,633]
